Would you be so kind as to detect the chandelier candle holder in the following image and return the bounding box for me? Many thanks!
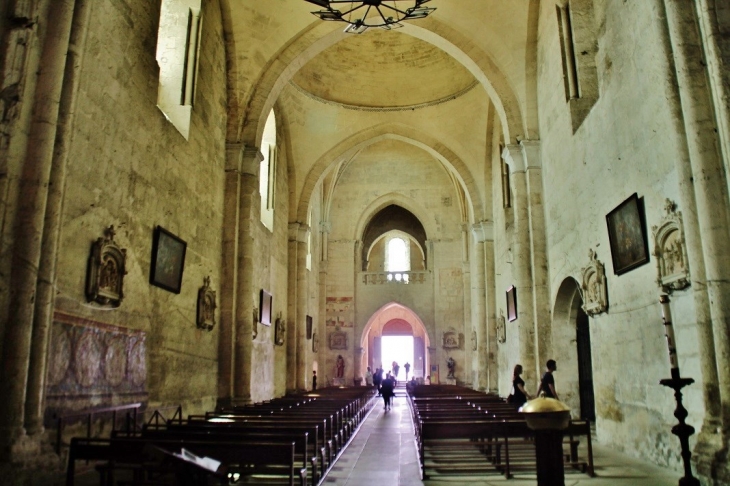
[304,0,436,34]
[658,294,700,486]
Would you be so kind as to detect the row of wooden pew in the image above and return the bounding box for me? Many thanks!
[406,384,594,480]
[66,387,376,486]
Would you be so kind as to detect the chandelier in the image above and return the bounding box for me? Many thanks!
[304,0,436,34]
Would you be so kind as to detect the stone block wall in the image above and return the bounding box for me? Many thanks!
[531,0,703,469]
[53,0,227,414]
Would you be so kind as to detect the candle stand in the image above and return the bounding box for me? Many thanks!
[659,372,700,486]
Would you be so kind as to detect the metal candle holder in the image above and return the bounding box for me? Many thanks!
[659,294,700,486]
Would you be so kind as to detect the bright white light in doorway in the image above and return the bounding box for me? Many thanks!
[381,335,413,379]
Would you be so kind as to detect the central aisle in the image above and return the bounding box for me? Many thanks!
[322,388,683,486]
[323,391,421,486]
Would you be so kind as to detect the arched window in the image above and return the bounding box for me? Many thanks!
[386,237,410,273]
[260,110,276,230]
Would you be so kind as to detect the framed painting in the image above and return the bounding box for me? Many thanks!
[150,226,187,294]
[306,315,313,340]
[259,289,273,326]
[506,285,517,322]
[606,193,650,275]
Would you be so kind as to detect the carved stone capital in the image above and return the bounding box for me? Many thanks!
[288,222,310,243]
[501,144,524,173]
[471,220,494,242]
[581,249,608,316]
[519,140,541,171]
[652,199,690,293]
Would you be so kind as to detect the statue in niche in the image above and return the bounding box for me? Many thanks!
[86,225,127,307]
[312,332,319,353]
[335,355,345,378]
[652,199,690,293]
[446,357,456,379]
[496,312,506,344]
[196,276,216,331]
[581,249,608,316]
[274,313,285,346]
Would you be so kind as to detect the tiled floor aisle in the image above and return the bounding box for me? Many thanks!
[323,392,685,486]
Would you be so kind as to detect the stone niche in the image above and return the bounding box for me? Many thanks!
[45,312,147,419]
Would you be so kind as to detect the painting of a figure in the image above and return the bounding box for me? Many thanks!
[150,226,187,293]
[606,194,650,275]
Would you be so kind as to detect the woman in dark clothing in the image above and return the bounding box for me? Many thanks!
[510,364,531,406]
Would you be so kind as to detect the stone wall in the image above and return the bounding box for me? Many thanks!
[53,0,227,414]
[532,0,703,469]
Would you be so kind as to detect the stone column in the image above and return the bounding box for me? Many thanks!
[660,0,730,475]
[26,0,92,436]
[317,222,331,379]
[502,145,538,385]
[296,224,310,391]
[521,141,552,367]
[472,221,496,391]
[231,146,262,405]
[0,0,73,456]
[470,222,488,391]
[288,222,310,392]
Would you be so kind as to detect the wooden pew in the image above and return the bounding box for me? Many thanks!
[67,437,302,486]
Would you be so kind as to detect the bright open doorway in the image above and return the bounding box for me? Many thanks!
[381,335,414,381]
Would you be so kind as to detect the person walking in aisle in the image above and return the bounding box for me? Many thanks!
[536,359,559,400]
[508,364,531,406]
[380,372,395,411]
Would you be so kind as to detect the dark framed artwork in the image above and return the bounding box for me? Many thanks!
[150,226,187,294]
[259,289,273,326]
[306,315,313,340]
[506,285,517,322]
[606,193,650,275]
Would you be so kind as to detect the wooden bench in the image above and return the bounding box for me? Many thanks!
[67,437,302,486]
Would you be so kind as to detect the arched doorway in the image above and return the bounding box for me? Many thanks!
[553,278,596,421]
[576,306,596,421]
[360,302,430,382]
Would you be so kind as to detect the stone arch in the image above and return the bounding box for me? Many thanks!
[224,14,527,148]
[360,302,432,379]
[296,123,484,222]
[552,276,584,417]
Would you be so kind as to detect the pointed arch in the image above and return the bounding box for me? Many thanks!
[360,302,431,349]
[296,123,484,223]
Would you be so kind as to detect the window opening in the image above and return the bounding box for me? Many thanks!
[385,237,410,282]
[156,0,202,139]
[306,209,313,271]
[260,110,276,231]
[557,4,579,100]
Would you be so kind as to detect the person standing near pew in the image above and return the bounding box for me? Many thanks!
[312,370,317,390]
[380,372,395,411]
[365,366,374,387]
[536,359,559,400]
[373,367,382,395]
[509,364,531,406]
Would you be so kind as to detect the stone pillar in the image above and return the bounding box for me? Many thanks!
[317,222,331,379]
[296,224,310,391]
[288,222,309,392]
[502,145,538,385]
[355,347,363,385]
[0,0,74,457]
[484,237,498,392]
[471,223,488,391]
[26,0,92,436]
[521,141,552,367]
[660,0,730,476]
[231,146,262,405]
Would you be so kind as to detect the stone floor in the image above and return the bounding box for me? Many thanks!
[323,392,682,486]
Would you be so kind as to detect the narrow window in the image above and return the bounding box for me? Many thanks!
[260,110,276,231]
[501,158,511,209]
[306,209,313,271]
[156,0,202,139]
[557,4,579,100]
